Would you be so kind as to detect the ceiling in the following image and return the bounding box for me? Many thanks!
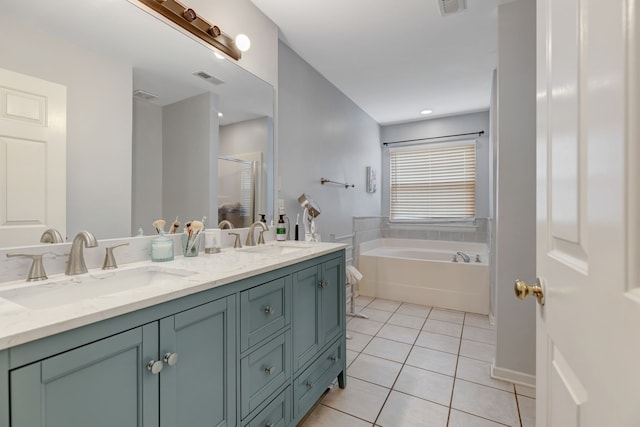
[250,0,503,125]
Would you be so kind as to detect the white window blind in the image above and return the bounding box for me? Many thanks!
[390,142,476,220]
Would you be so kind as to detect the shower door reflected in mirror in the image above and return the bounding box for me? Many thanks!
[218,154,262,228]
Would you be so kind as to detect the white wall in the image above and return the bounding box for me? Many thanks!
[0,17,132,241]
[184,0,279,88]
[494,0,536,381]
[380,111,491,219]
[132,98,163,235]
[162,93,220,230]
[277,42,381,239]
[489,70,498,320]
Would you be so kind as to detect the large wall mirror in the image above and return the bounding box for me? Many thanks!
[0,0,274,247]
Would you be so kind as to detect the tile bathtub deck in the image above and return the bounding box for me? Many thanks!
[299,297,535,427]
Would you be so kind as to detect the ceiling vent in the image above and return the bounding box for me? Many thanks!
[132,89,158,101]
[193,71,225,85]
[438,0,467,16]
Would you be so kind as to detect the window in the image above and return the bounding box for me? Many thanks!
[390,141,476,220]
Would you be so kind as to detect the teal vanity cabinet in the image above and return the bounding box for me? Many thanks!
[0,249,346,427]
[158,297,236,427]
[239,276,292,423]
[8,296,236,427]
[292,256,346,423]
[10,325,159,427]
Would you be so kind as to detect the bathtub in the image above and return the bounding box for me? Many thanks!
[358,239,490,314]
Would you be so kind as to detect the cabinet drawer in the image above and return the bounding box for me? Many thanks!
[294,340,343,419]
[241,276,291,351]
[241,330,291,419]
[244,386,291,427]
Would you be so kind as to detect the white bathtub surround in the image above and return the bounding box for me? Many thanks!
[358,239,490,314]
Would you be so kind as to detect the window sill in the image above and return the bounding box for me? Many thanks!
[386,220,478,233]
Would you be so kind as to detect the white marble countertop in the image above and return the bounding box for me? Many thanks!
[0,241,345,351]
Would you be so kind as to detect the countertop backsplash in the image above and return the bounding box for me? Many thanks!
[0,227,277,284]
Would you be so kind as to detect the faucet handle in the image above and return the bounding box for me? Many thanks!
[40,228,64,244]
[6,253,47,282]
[228,232,242,248]
[102,243,129,270]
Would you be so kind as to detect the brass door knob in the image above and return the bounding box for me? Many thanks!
[514,278,545,306]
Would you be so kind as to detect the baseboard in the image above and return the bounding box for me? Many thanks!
[490,364,536,388]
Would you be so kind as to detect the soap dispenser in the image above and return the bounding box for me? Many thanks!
[276,214,286,241]
[151,231,174,262]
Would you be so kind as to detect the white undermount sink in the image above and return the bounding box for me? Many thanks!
[239,243,313,256]
[0,266,197,310]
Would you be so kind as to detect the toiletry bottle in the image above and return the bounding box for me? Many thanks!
[151,231,174,262]
[276,214,286,241]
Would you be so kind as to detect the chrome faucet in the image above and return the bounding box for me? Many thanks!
[245,221,268,246]
[456,251,471,263]
[40,228,64,244]
[218,220,234,229]
[66,231,98,275]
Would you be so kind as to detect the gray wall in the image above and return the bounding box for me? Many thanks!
[277,42,381,239]
[0,17,132,241]
[380,111,491,219]
[219,117,269,157]
[219,117,271,223]
[132,98,163,235]
[162,93,219,229]
[494,0,536,379]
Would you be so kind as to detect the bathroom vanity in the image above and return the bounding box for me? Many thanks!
[0,243,346,427]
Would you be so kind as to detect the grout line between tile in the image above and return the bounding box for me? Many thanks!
[318,403,378,426]
[446,312,466,426]
[451,409,513,427]
[337,299,527,427]
[515,391,524,427]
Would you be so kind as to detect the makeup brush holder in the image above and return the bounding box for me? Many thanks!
[182,232,202,257]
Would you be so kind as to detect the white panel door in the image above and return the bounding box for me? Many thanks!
[0,67,66,246]
[535,0,640,426]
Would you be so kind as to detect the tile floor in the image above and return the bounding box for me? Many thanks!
[299,297,535,427]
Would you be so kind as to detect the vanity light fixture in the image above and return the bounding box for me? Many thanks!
[138,0,245,60]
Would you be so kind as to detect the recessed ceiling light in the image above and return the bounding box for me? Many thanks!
[420,109,433,115]
[218,112,223,117]
[214,51,225,60]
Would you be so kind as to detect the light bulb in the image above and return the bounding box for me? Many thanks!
[235,34,251,52]
[214,51,225,60]
[420,109,433,115]
[218,112,223,118]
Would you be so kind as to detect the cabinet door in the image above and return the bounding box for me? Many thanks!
[292,265,321,372]
[10,325,159,427]
[159,296,236,427]
[320,257,344,346]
